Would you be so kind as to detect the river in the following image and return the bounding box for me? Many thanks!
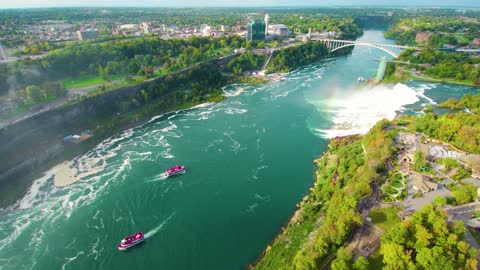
[1,30,479,270]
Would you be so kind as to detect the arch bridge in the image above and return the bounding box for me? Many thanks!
[315,38,419,58]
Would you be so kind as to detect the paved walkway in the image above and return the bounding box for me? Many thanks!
[347,221,384,259]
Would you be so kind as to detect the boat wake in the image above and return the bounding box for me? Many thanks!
[145,173,168,183]
[144,212,176,239]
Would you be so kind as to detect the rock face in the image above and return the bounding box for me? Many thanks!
[0,55,239,187]
[0,79,146,182]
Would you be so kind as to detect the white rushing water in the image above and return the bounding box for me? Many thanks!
[313,83,421,138]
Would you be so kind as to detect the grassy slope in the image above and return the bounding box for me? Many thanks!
[62,74,126,88]
[368,206,401,232]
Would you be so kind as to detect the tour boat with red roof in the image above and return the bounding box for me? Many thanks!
[165,165,186,177]
[117,232,144,251]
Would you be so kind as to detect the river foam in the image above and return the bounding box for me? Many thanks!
[314,83,420,138]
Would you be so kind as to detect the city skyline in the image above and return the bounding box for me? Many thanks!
[2,0,480,9]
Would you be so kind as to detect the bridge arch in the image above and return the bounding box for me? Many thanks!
[329,43,399,58]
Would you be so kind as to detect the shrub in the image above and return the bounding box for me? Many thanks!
[413,192,423,198]
[433,196,447,206]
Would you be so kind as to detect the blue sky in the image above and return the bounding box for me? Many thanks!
[2,0,480,8]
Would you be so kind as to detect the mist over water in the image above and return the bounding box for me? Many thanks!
[1,30,478,270]
[312,83,420,138]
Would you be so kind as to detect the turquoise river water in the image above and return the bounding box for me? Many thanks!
[0,30,479,270]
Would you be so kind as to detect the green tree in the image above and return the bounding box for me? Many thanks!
[293,251,316,270]
[380,242,413,269]
[380,204,478,269]
[413,150,429,172]
[452,184,477,205]
[433,195,447,206]
[145,65,154,77]
[25,85,44,103]
[331,247,352,270]
[140,89,149,103]
[468,69,479,82]
[128,60,141,75]
[442,157,458,171]
[352,256,369,270]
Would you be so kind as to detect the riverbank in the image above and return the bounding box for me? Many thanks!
[382,65,480,87]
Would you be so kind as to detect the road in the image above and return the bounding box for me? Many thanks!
[0,92,71,129]
[399,66,442,82]
[445,202,480,261]
[446,202,480,217]
[0,53,48,64]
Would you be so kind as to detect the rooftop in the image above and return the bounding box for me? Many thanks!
[411,173,438,193]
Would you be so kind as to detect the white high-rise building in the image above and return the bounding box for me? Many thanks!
[200,24,212,36]
[264,14,270,35]
[140,22,152,34]
[0,43,6,61]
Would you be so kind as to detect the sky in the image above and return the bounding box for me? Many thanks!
[2,0,480,8]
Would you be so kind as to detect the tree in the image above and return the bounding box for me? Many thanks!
[424,105,434,114]
[352,256,369,270]
[98,65,109,79]
[442,157,458,171]
[25,85,44,103]
[380,204,478,269]
[331,247,353,270]
[30,47,40,55]
[293,250,317,270]
[245,40,252,50]
[452,184,477,205]
[433,195,447,206]
[468,69,479,82]
[413,150,429,172]
[145,65,154,77]
[140,89,149,103]
[128,60,141,75]
[380,242,413,269]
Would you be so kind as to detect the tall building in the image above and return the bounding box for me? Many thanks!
[269,24,290,38]
[0,43,6,61]
[246,20,265,41]
[77,29,98,41]
[264,14,270,36]
[200,24,212,37]
[140,22,152,34]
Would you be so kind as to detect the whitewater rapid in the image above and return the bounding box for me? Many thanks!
[309,82,438,138]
